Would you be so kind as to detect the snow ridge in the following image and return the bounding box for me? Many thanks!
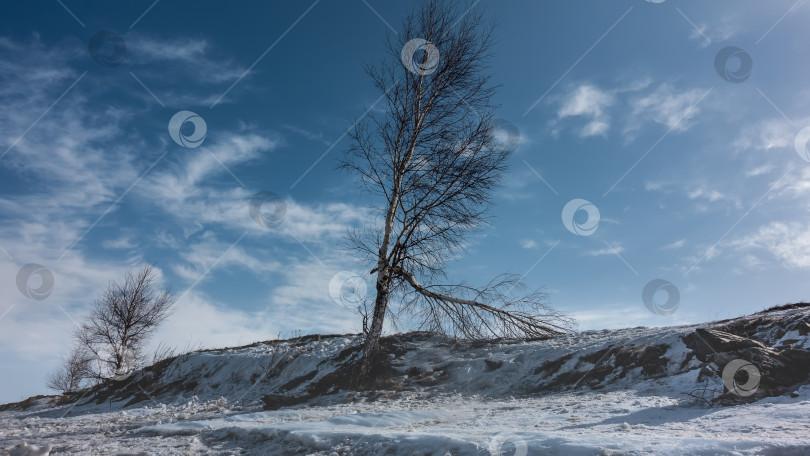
[1,306,809,454]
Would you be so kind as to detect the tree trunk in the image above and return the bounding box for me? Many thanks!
[361,269,390,377]
[360,144,400,377]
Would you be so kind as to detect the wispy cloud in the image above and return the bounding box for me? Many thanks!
[687,187,726,203]
[627,84,707,134]
[173,231,282,282]
[520,239,539,250]
[125,34,251,105]
[729,221,810,269]
[685,13,741,47]
[661,239,686,250]
[734,118,796,152]
[745,163,775,178]
[584,244,624,257]
[553,81,708,140]
[282,124,331,145]
[557,84,614,137]
[102,235,138,250]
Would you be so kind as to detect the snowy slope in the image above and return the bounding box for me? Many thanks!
[1,305,809,455]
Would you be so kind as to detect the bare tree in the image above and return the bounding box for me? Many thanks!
[340,0,575,373]
[46,345,93,394]
[75,264,176,381]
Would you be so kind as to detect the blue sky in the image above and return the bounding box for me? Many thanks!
[2,0,809,403]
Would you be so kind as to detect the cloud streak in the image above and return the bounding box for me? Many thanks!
[552,80,708,140]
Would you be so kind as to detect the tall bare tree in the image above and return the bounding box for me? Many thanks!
[75,264,175,381]
[341,0,575,373]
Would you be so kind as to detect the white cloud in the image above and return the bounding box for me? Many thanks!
[280,201,368,240]
[282,124,331,145]
[1,98,142,218]
[644,180,738,210]
[554,82,708,139]
[644,180,668,192]
[770,167,810,199]
[102,235,137,250]
[585,245,624,257]
[124,34,251,106]
[628,84,706,133]
[729,221,810,269]
[131,36,209,63]
[157,276,362,353]
[155,291,280,350]
[687,187,726,203]
[0,36,84,96]
[557,84,614,138]
[136,131,368,244]
[739,254,765,270]
[686,13,741,47]
[144,133,280,203]
[745,163,775,177]
[581,120,610,137]
[172,232,283,283]
[558,85,614,118]
[734,118,796,152]
[158,256,366,351]
[661,239,686,250]
[498,168,540,201]
[520,239,539,250]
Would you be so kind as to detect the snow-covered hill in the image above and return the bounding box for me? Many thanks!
[2,304,810,455]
